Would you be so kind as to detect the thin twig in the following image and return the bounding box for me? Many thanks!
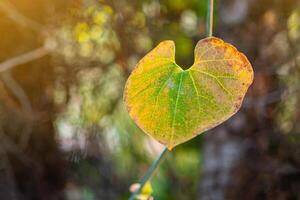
[0,71,34,150]
[0,47,49,149]
[0,71,33,114]
[129,147,168,200]
[207,0,214,37]
[0,131,36,166]
[0,47,49,73]
[0,0,42,32]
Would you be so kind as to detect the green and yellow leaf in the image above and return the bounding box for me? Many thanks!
[124,37,254,150]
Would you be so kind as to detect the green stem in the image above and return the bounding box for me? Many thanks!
[129,147,168,200]
[207,0,214,37]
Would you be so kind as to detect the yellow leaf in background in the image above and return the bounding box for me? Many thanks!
[141,182,153,196]
[129,182,153,200]
[124,37,254,150]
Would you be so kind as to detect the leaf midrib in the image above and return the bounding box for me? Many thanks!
[170,72,184,146]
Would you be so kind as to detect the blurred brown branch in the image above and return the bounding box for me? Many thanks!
[0,47,49,151]
[0,0,42,32]
[0,47,49,72]
[0,72,32,114]
[0,71,34,151]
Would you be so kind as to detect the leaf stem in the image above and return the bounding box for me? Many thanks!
[207,0,214,37]
[129,147,168,200]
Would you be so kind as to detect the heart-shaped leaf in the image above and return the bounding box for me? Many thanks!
[124,37,253,150]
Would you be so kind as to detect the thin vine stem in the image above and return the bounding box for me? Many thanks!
[207,0,214,37]
[129,147,168,200]
[128,1,214,199]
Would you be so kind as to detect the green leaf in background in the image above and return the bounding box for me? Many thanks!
[124,37,254,150]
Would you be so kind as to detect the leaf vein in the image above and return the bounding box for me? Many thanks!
[192,69,233,96]
[188,71,201,112]
[170,73,184,145]
[197,58,243,64]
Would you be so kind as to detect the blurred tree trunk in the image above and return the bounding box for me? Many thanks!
[199,114,246,200]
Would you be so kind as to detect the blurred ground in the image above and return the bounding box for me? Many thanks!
[0,0,299,199]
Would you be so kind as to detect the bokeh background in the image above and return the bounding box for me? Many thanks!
[0,0,299,199]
